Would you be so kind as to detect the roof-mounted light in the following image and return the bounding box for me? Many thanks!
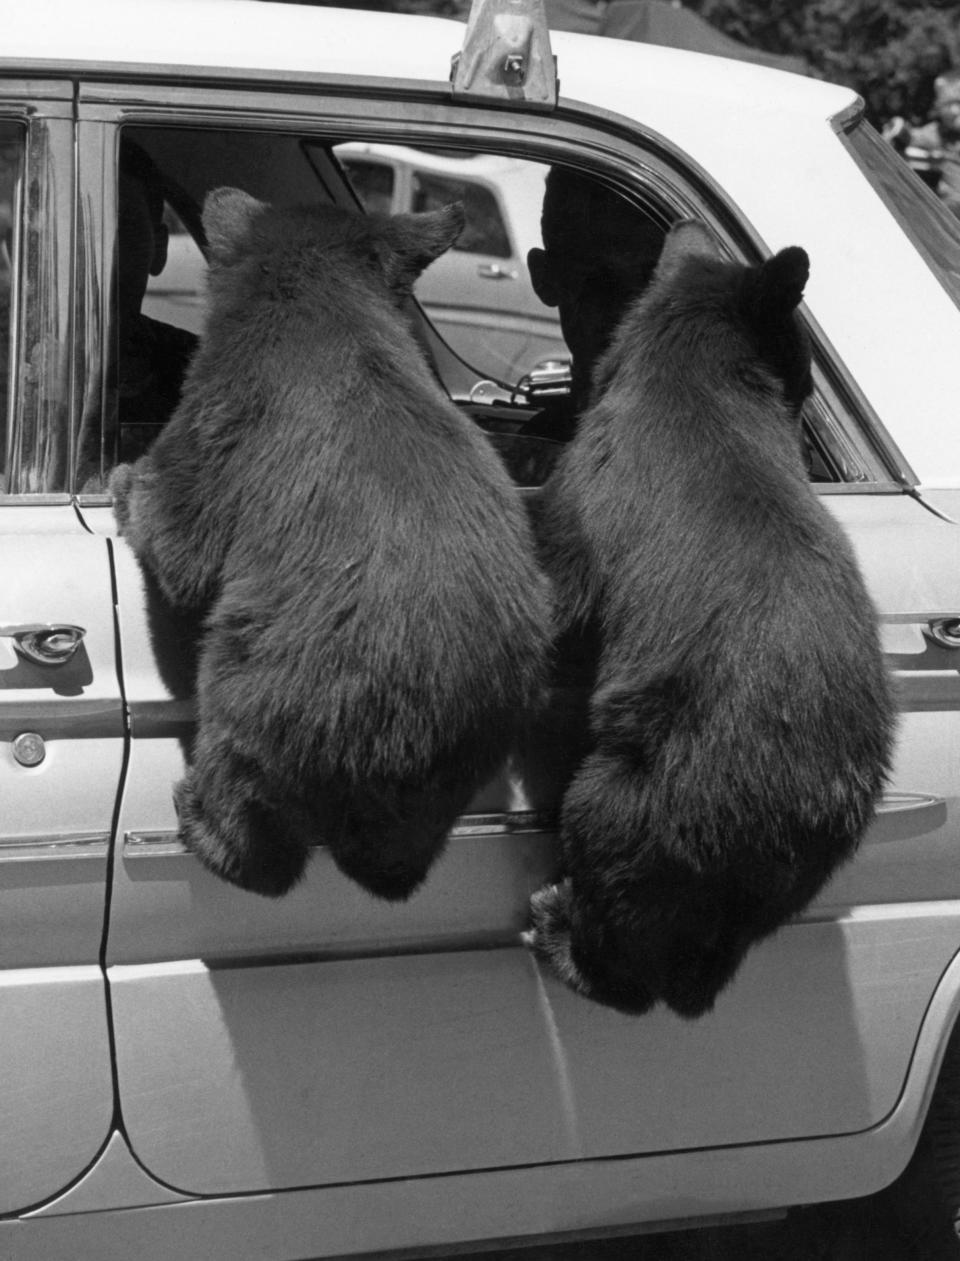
[451,0,558,111]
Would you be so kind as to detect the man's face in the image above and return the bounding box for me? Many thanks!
[117,169,168,323]
[528,208,663,398]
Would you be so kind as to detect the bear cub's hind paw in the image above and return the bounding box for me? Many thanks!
[525,881,590,994]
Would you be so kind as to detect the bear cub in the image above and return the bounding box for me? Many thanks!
[112,189,551,900]
[525,220,895,1018]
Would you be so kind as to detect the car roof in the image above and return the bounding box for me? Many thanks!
[5,0,857,130]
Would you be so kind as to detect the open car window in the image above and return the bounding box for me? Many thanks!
[71,122,880,494]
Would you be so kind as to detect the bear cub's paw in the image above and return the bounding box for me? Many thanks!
[173,771,307,899]
[524,881,590,995]
[108,463,136,535]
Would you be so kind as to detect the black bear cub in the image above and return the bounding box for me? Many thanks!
[525,221,895,1018]
[112,189,551,900]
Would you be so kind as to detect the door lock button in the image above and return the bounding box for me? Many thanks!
[12,732,45,767]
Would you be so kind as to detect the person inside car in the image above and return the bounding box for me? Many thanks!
[114,137,199,462]
[525,165,667,439]
[78,138,198,487]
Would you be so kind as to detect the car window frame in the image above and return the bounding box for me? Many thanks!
[68,80,909,504]
[0,86,73,501]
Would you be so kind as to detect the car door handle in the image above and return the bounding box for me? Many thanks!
[476,262,517,280]
[0,623,86,665]
[870,791,947,843]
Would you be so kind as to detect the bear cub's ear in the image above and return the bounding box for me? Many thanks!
[203,187,269,265]
[376,202,466,290]
[754,246,809,323]
[649,219,721,287]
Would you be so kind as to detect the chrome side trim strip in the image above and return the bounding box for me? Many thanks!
[123,810,559,859]
[0,832,110,861]
[122,795,944,861]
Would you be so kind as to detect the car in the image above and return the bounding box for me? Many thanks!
[2,1,960,1258]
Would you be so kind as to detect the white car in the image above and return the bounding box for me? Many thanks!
[2,1,960,1258]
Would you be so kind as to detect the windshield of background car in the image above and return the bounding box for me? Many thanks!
[843,118,960,312]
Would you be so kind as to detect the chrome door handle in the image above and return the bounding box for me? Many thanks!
[0,623,86,665]
[870,791,947,843]
[476,262,517,280]
[926,618,960,649]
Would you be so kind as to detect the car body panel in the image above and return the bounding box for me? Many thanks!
[105,914,959,1196]
[5,942,960,1261]
[0,509,119,1213]
[91,483,960,1197]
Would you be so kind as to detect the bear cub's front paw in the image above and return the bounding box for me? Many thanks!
[108,463,136,533]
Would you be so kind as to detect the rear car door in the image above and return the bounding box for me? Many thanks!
[0,90,117,1216]
[78,84,960,1203]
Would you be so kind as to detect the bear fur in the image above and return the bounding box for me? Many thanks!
[525,221,895,1018]
[111,189,551,900]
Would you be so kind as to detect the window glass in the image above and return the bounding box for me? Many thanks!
[411,171,511,257]
[0,125,24,493]
[338,158,395,215]
[333,143,567,387]
[91,126,859,493]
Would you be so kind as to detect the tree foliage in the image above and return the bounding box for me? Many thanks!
[691,0,960,124]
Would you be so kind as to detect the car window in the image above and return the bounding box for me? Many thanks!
[72,123,875,495]
[0,124,24,494]
[331,143,567,387]
[141,206,206,336]
[75,125,341,487]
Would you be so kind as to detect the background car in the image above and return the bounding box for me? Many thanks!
[1,1,960,1259]
[335,142,567,381]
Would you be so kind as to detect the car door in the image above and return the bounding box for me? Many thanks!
[79,89,960,1201]
[0,92,117,1216]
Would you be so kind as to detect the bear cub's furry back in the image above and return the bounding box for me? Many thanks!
[526,221,895,1018]
[112,189,551,900]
